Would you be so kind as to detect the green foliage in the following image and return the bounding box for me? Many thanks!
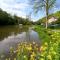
[56,17,60,24]
[0,8,33,25]
[37,11,60,24]
[29,0,56,13]
[34,25,60,60]
[29,0,56,29]
[34,25,51,43]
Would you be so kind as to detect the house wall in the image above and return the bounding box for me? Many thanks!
[48,17,57,23]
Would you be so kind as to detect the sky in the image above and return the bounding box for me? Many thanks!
[0,0,60,21]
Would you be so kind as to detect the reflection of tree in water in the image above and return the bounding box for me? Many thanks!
[0,25,29,41]
[26,28,31,42]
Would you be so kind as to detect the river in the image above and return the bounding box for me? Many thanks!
[0,25,40,59]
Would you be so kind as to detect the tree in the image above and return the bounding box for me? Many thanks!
[0,8,34,25]
[54,17,60,24]
[29,0,56,29]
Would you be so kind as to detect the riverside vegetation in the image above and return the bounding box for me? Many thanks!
[2,25,60,60]
[0,8,34,25]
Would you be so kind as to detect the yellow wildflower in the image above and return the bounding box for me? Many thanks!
[47,55,52,60]
[5,58,8,60]
[14,58,16,60]
[9,58,10,60]
[40,58,44,60]
[52,51,56,55]
[40,46,47,51]
[44,42,48,46]
[27,47,32,51]
[23,55,27,58]
[30,55,35,60]
[30,52,36,60]
[32,52,36,56]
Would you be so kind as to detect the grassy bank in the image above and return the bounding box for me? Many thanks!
[34,25,60,60]
[34,25,51,44]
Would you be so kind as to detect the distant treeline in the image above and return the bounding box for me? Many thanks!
[0,8,34,25]
[36,11,60,25]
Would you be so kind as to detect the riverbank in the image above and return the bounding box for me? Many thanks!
[34,25,60,60]
[1,25,60,60]
[34,25,51,44]
[0,25,40,60]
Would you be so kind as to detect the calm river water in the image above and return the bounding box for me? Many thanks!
[0,25,40,59]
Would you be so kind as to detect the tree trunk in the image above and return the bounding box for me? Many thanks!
[46,0,49,29]
[46,10,48,29]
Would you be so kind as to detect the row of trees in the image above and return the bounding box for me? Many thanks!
[0,9,17,25]
[0,8,33,25]
[35,11,60,25]
[0,0,57,27]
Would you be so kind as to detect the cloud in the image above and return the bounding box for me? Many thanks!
[0,0,60,21]
[0,0,30,18]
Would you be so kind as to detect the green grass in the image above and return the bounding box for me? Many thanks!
[34,25,51,44]
[34,25,60,60]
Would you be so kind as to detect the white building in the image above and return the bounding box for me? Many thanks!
[48,17,57,23]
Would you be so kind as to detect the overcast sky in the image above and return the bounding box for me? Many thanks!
[0,0,60,21]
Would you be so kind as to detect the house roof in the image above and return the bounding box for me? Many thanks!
[48,17,57,23]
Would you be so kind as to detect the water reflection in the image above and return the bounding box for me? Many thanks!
[0,25,28,41]
[25,29,40,44]
[0,25,40,59]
